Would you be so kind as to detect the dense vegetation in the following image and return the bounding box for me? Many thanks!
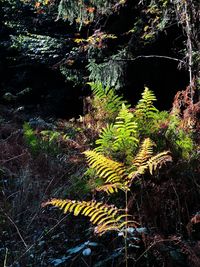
[0,0,200,266]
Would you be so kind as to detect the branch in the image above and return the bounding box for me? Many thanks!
[2,210,28,248]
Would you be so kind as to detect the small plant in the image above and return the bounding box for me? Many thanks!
[43,104,171,266]
[134,87,159,135]
[95,103,138,163]
[88,82,128,123]
[23,122,40,155]
[23,123,68,156]
[165,112,194,159]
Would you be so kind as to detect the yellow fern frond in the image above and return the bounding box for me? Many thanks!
[84,150,126,183]
[133,138,155,167]
[128,144,171,180]
[43,198,137,235]
[128,165,148,180]
[147,151,172,174]
[96,182,129,194]
[95,217,137,235]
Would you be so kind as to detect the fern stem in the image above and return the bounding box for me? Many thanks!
[124,190,128,267]
[3,248,8,267]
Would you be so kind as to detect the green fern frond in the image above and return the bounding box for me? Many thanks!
[89,82,108,99]
[88,82,127,119]
[135,87,158,120]
[114,104,138,152]
[95,124,115,154]
[89,82,125,109]
[43,198,137,235]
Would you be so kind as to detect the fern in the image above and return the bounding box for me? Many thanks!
[133,138,155,167]
[96,182,129,194]
[89,82,126,122]
[128,148,171,180]
[147,151,171,175]
[135,87,158,120]
[114,104,138,161]
[94,104,138,162]
[84,150,126,183]
[127,138,155,179]
[43,199,137,235]
[23,122,39,154]
[95,124,115,154]
[165,112,194,159]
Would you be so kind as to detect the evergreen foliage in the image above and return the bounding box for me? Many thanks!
[57,0,125,27]
[87,58,126,90]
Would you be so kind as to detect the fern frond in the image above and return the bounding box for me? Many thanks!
[133,138,155,167]
[128,140,171,180]
[89,82,107,99]
[95,124,115,153]
[95,217,138,235]
[135,87,158,119]
[84,150,126,183]
[114,104,138,151]
[128,165,148,181]
[96,182,129,194]
[43,198,137,235]
[147,151,172,174]
[89,82,126,115]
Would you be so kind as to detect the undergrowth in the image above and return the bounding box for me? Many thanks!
[1,82,199,267]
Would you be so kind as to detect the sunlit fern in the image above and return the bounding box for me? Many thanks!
[84,150,126,183]
[133,138,155,167]
[84,142,171,194]
[88,82,127,121]
[96,182,129,194]
[43,199,137,235]
[94,105,138,161]
[127,138,155,179]
[128,139,172,180]
[135,87,158,120]
[147,151,171,174]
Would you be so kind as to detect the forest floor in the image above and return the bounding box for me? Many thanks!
[1,93,200,267]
